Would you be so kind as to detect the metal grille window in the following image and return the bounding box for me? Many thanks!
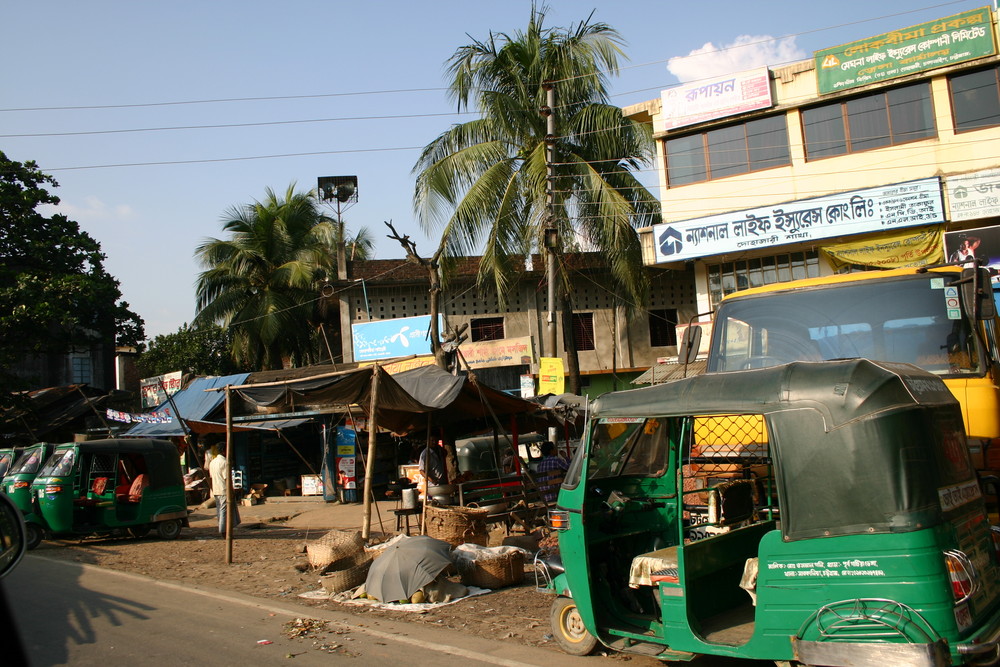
[950,65,1000,132]
[665,114,790,187]
[649,308,678,347]
[802,81,934,159]
[470,317,504,342]
[572,313,596,351]
[706,251,820,308]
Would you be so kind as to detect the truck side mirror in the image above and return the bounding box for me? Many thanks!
[680,325,702,364]
[0,493,26,578]
[961,267,997,320]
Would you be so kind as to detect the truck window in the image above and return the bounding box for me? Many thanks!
[709,274,981,376]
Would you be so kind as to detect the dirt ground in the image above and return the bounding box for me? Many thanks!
[31,515,596,658]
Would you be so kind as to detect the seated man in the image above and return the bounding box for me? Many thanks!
[535,441,568,502]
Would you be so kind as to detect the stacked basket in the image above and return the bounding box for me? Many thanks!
[423,504,489,547]
[306,529,373,594]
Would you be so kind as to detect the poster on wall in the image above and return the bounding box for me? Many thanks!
[538,357,565,395]
[944,225,1000,284]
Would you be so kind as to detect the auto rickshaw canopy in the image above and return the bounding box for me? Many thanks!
[589,359,975,540]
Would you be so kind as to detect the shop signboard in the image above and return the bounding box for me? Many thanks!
[140,370,183,408]
[815,7,995,95]
[538,357,565,395]
[944,168,1000,222]
[652,177,944,263]
[660,68,772,131]
[461,336,533,368]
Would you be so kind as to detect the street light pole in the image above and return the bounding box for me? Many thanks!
[542,82,558,357]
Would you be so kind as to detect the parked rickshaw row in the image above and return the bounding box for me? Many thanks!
[1,438,187,549]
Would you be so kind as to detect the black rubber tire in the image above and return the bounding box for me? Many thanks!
[25,523,44,550]
[550,596,598,656]
[127,524,151,539]
[156,519,181,540]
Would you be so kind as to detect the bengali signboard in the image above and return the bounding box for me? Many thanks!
[815,7,995,95]
[140,370,183,408]
[538,357,565,395]
[460,336,533,368]
[652,177,944,263]
[944,168,1000,222]
[351,314,442,362]
[660,68,773,130]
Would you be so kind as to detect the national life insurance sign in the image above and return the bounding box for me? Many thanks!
[652,178,944,263]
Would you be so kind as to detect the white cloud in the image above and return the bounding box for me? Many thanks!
[41,195,136,224]
[667,35,806,83]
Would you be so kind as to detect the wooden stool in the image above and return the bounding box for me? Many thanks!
[393,506,423,535]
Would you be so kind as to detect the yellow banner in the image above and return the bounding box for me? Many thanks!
[821,225,944,270]
[538,357,565,395]
[358,355,437,374]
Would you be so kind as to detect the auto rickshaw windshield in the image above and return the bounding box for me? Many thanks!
[38,450,75,478]
[587,417,672,479]
[10,450,44,475]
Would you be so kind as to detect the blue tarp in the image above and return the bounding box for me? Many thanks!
[123,373,250,437]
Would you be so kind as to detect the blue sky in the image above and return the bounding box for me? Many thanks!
[2,0,988,338]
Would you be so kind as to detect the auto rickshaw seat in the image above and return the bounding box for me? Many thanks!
[127,474,149,503]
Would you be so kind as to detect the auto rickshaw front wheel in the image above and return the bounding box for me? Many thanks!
[550,596,598,656]
[156,519,182,540]
[25,523,44,551]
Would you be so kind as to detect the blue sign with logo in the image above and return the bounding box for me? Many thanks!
[351,315,441,362]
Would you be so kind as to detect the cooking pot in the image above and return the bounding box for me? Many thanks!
[428,484,456,496]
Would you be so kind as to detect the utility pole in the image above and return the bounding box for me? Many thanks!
[542,82,558,357]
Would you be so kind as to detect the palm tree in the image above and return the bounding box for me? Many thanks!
[194,185,372,370]
[413,5,659,391]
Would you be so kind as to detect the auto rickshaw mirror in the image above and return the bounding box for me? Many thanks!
[680,325,701,364]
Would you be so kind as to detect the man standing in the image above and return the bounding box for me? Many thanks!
[209,450,240,534]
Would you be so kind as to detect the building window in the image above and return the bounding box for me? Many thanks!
[950,66,1000,132]
[572,313,596,351]
[706,251,820,308]
[802,81,934,159]
[470,317,504,342]
[71,355,93,384]
[649,309,678,347]
[665,114,790,187]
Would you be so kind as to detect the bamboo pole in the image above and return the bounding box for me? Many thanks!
[224,385,234,564]
[361,364,380,541]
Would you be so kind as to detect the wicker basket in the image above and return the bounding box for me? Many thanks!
[320,551,373,593]
[458,550,525,589]
[424,504,489,547]
[307,529,365,570]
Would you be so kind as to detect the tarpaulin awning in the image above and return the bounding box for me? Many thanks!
[231,364,541,436]
[184,418,312,434]
[123,373,250,437]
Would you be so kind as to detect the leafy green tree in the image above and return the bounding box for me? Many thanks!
[0,150,144,400]
[413,5,659,391]
[194,185,372,370]
[137,323,245,378]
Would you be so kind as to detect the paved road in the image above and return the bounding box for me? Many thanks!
[6,555,603,667]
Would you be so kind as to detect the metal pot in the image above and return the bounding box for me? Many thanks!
[431,494,455,506]
[428,484,456,496]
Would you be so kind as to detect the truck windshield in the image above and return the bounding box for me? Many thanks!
[709,274,981,376]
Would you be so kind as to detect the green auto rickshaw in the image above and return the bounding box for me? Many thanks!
[0,447,22,479]
[28,438,188,549]
[3,442,55,547]
[540,359,1000,666]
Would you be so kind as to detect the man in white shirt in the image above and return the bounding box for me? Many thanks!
[209,451,240,534]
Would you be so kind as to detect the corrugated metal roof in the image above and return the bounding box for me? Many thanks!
[631,359,707,385]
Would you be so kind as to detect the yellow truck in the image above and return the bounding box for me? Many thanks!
[688,265,1000,498]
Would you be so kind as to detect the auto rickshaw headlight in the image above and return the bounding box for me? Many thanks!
[43,484,63,495]
[548,509,570,531]
[12,481,28,489]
